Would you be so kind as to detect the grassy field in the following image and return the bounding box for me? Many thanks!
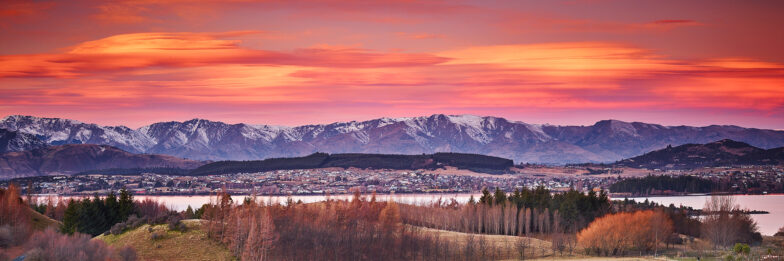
[415,226,558,259]
[96,219,234,261]
[92,219,783,261]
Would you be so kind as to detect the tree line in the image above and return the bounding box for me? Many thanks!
[400,186,611,237]
[202,191,482,260]
[609,175,717,195]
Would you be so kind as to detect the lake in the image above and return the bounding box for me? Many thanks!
[628,194,784,236]
[60,193,783,236]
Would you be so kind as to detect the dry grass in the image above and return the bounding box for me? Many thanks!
[415,225,558,259]
[96,219,234,261]
[27,208,61,231]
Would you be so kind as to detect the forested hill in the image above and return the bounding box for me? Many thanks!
[614,139,784,170]
[188,152,514,175]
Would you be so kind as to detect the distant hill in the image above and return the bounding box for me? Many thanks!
[0,144,204,178]
[4,114,784,164]
[615,139,784,169]
[189,152,514,175]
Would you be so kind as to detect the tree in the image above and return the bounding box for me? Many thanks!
[105,191,119,225]
[0,184,32,247]
[577,210,672,256]
[479,187,493,206]
[118,188,135,222]
[241,209,277,261]
[701,195,760,248]
[61,199,80,234]
[185,205,195,219]
[515,237,530,260]
[379,200,402,232]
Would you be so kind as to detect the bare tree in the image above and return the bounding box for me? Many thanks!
[464,234,476,261]
[478,234,488,258]
[515,237,530,260]
[702,195,739,248]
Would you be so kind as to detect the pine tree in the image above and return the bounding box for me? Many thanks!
[61,199,80,234]
[118,188,134,222]
[105,191,119,225]
[185,205,195,219]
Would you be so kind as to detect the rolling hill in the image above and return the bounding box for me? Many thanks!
[188,152,514,175]
[615,139,784,169]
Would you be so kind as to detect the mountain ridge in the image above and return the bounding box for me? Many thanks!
[2,114,784,164]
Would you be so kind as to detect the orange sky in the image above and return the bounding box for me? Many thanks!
[1,0,783,128]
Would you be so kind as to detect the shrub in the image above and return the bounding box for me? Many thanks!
[150,231,165,241]
[776,226,784,237]
[115,246,138,261]
[110,222,125,235]
[733,243,750,255]
[135,198,168,219]
[178,222,188,232]
[577,210,673,256]
[0,225,13,248]
[167,215,183,231]
[24,228,114,261]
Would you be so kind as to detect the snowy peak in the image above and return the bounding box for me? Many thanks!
[0,128,48,153]
[594,119,639,137]
[0,115,154,153]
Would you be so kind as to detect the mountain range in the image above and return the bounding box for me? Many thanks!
[2,114,784,164]
[615,139,784,169]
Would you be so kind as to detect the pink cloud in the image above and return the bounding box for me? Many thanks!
[0,32,448,78]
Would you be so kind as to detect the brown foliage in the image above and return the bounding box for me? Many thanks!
[0,184,32,247]
[204,194,466,260]
[23,228,129,261]
[135,198,169,220]
[577,210,673,256]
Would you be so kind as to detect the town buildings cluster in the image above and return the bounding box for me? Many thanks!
[4,165,781,197]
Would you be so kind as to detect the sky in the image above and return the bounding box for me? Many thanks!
[1,0,783,129]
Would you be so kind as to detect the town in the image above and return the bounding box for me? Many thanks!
[4,165,782,197]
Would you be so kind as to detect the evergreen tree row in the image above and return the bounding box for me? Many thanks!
[61,188,135,236]
[609,175,716,195]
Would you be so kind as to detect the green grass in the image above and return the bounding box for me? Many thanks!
[96,220,235,261]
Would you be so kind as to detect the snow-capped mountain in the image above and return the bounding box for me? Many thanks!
[0,128,48,153]
[0,115,154,153]
[2,114,784,164]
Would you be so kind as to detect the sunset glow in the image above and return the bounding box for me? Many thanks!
[1,0,783,128]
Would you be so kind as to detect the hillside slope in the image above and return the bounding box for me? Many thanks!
[615,139,784,169]
[0,144,203,178]
[96,220,234,261]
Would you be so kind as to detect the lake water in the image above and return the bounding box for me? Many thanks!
[628,194,784,236]
[55,193,783,235]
